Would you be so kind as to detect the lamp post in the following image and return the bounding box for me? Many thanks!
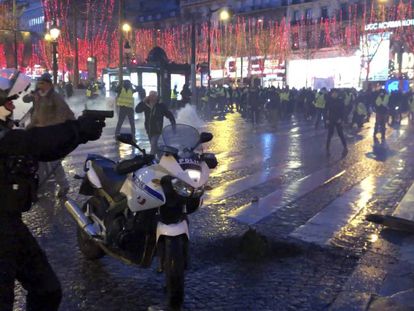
[118,21,131,85]
[124,40,132,66]
[45,22,61,85]
[207,8,230,92]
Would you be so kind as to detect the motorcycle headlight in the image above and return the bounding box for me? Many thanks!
[172,179,194,197]
[171,178,204,198]
[187,169,201,183]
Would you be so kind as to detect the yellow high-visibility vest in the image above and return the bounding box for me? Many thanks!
[356,102,367,116]
[86,89,92,97]
[344,93,352,106]
[280,92,289,102]
[314,93,325,109]
[117,88,134,107]
[171,90,177,100]
[375,94,389,108]
[409,97,414,112]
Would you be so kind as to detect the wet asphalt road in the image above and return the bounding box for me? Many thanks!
[12,100,414,311]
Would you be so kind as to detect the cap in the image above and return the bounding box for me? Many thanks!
[38,73,53,84]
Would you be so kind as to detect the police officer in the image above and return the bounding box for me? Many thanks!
[0,70,105,311]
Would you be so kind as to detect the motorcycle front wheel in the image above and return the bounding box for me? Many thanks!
[163,235,187,310]
[77,198,105,260]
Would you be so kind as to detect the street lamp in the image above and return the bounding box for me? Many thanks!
[118,18,131,85]
[124,40,132,66]
[207,8,231,92]
[122,23,131,33]
[45,22,61,85]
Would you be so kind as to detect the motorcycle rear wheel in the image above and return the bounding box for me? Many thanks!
[163,235,186,310]
[77,198,105,260]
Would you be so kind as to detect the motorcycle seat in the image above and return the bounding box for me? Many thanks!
[91,158,127,197]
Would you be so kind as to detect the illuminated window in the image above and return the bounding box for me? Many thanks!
[305,8,312,20]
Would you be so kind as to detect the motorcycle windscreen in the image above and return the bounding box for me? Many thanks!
[159,124,200,154]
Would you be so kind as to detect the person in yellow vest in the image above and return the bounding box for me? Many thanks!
[314,88,327,129]
[408,91,414,125]
[170,85,178,109]
[343,89,354,125]
[115,80,137,139]
[373,89,389,143]
[280,88,289,119]
[351,93,368,129]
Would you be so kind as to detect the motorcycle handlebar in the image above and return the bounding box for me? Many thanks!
[115,155,154,175]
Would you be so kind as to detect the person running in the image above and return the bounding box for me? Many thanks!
[135,91,176,155]
[325,89,348,157]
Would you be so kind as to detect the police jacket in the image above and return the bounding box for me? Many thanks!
[0,120,84,216]
[135,101,176,137]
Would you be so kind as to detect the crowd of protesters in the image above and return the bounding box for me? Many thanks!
[193,84,414,130]
[189,83,414,156]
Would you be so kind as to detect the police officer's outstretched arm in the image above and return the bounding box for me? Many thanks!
[0,117,104,161]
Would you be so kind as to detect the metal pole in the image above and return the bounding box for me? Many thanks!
[240,56,243,85]
[118,0,124,85]
[107,32,111,68]
[73,5,79,87]
[207,12,211,92]
[191,19,196,105]
[13,0,18,69]
[52,41,58,85]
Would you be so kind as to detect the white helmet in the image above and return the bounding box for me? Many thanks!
[0,69,31,121]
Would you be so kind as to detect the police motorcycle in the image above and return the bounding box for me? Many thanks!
[65,123,217,310]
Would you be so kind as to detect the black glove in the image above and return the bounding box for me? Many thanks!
[77,115,105,143]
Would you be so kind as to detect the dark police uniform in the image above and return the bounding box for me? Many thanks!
[0,117,103,311]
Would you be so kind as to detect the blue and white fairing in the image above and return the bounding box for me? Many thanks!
[120,124,210,213]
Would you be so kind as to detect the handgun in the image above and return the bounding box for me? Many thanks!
[82,110,114,120]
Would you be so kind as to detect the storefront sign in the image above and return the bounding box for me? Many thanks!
[365,19,414,31]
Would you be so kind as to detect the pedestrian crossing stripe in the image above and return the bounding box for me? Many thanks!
[290,175,390,246]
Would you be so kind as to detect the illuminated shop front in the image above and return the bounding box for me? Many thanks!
[222,56,286,87]
[286,53,361,90]
[362,18,414,91]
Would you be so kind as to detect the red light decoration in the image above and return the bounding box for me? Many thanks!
[1,1,414,76]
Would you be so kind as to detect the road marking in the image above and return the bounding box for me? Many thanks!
[392,181,414,221]
[228,166,345,225]
[290,175,389,246]
[323,170,346,185]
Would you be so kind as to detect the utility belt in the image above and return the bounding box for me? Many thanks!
[0,157,39,215]
[0,177,38,215]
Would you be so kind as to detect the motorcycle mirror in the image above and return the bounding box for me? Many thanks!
[191,132,213,151]
[116,133,146,155]
[117,133,134,145]
[199,132,213,144]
